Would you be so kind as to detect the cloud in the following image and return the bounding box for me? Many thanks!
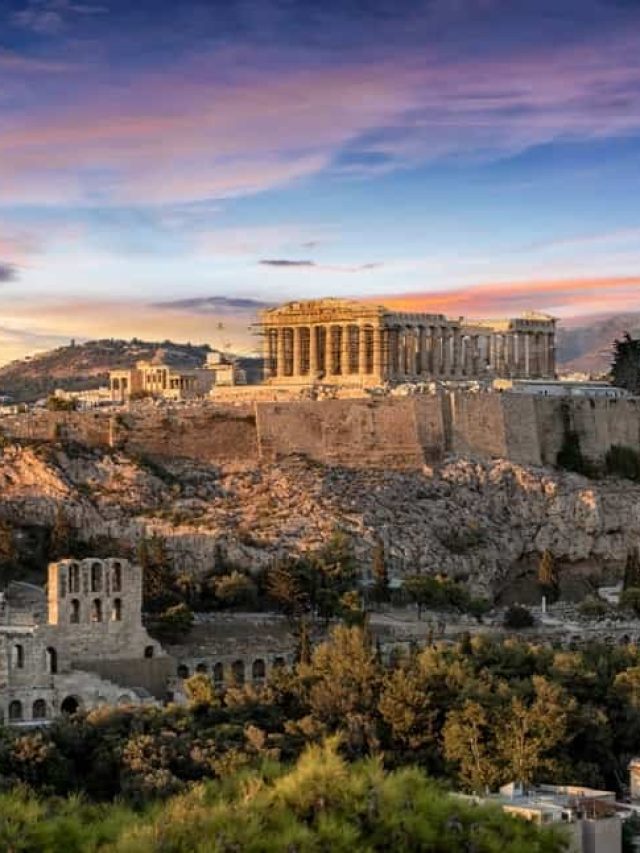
[259,259,383,272]
[152,296,273,313]
[11,0,108,35]
[5,19,640,207]
[380,276,640,317]
[259,259,316,268]
[0,264,18,283]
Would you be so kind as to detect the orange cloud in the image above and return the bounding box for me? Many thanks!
[377,276,640,317]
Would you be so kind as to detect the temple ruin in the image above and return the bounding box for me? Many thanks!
[259,298,556,386]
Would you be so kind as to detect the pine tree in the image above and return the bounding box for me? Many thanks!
[371,539,389,604]
[538,550,559,603]
[611,333,640,394]
[624,547,640,590]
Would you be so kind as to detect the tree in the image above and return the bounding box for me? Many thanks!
[538,550,559,603]
[379,666,437,761]
[620,587,640,616]
[266,559,309,617]
[371,539,389,604]
[496,677,574,786]
[504,604,535,629]
[611,333,640,395]
[443,700,500,793]
[147,602,193,643]
[214,571,258,609]
[138,535,177,612]
[624,548,640,590]
[183,673,219,710]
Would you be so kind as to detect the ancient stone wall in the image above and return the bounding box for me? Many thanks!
[255,397,445,468]
[1,394,639,470]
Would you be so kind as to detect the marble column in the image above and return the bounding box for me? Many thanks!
[292,327,301,377]
[524,333,531,377]
[341,324,351,376]
[309,326,318,377]
[373,326,384,380]
[417,326,427,375]
[276,328,286,377]
[358,325,367,376]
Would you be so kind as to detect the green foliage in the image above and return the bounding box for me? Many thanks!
[404,574,490,620]
[624,548,640,590]
[46,395,78,412]
[213,570,258,609]
[137,536,179,612]
[619,587,640,617]
[183,673,220,710]
[0,742,566,852]
[578,595,608,619]
[146,602,194,643]
[371,539,389,603]
[605,444,640,481]
[611,332,640,395]
[503,604,535,629]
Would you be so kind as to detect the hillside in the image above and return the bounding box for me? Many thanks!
[556,311,640,375]
[0,338,262,402]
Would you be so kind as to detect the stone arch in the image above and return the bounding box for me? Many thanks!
[117,694,132,706]
[231,659,245,685]
[32,699,47,720]
[8,700,23,721]
[252,659,266,681]
[177,664,189,679]
[12,644,24,669]
[273,656,285,669]
[144,645,154,658]
[91,598,103,623]
[111,562,122,593]
[90,562,103,593]
[195,662,207,673]
[112,598,122,621]
[45,646,58,674]
[61,695,81,715]
[213,662,224,686]
[69,563,80,594]
[70,598,80,623]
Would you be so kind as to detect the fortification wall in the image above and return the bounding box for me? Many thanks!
[255,397,445,468]
[1,394,639,471]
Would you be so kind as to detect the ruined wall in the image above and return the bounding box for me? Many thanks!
[76,656,175,699]
[255,397,445,468]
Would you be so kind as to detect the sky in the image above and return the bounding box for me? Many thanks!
[2,0,640,363]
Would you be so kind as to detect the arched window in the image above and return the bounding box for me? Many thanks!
[112,562,122,593]
[70,599,80,623]
[91,562,102,593]
[117,695,131,706]
[196,662,207,673]
[69,563,80,594]
[12,644,24,670]
[231,660,245,685]
[112,598,122,621]
[177,664,189,679]
[45,647,58,674]
[273,656,285,669]
[91,599,102,623]
[213,662,224,686]
[252,659,266,681]
[8,700,22,721]
[32,699,47,720]
[61,696,79,715]
[144,645,154,659]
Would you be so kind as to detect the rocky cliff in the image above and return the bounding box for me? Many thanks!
[0,441,638,598]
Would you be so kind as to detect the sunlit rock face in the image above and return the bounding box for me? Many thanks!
[0,442,638,599]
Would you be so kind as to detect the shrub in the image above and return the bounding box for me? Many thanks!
[578,595,608,620]
[619,587,640,617]
[504,604,535,629]
[605,445,640,481]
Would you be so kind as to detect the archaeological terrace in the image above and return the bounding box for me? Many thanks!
[259,298,556,387]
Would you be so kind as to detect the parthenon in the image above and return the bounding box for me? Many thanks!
[259,299,556,386]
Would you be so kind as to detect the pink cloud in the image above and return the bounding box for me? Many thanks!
[381,276,640,317]
[2,28,640,205]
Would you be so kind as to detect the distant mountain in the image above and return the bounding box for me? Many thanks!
[556,312,640,375]
[0,338,262,402]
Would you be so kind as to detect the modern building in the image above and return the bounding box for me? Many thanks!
[474,781,622,853]
[259,298,556,387]
[0,558,173,725]
[495,379,629,398]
